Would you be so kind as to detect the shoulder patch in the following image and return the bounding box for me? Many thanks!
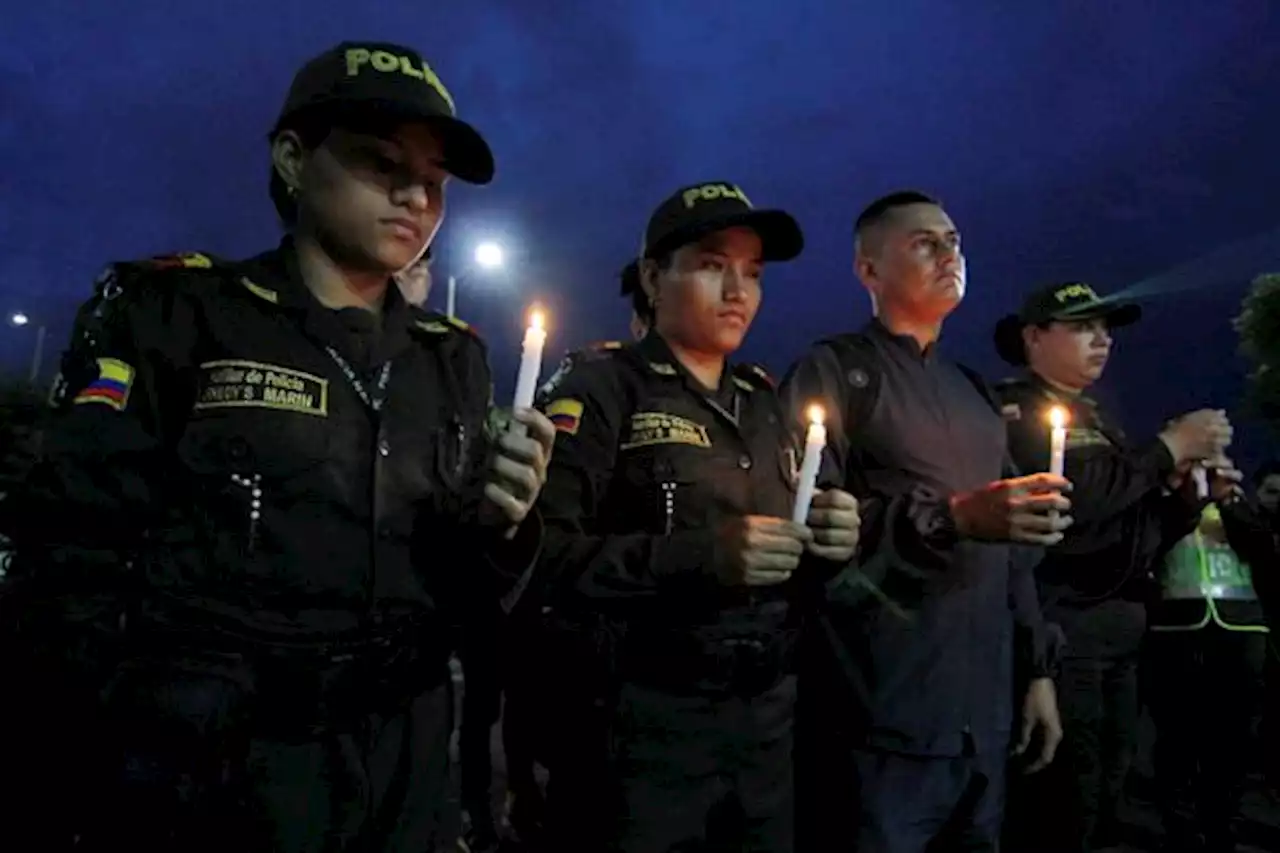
[145,251,216,270]
[536,345,619,401]
[544,397,585,435]
[1001,402,1022,422]
[414,313,482,340]
[733,362,776,390]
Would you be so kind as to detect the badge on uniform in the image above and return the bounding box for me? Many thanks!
[545,398,584,435]
[193,360,329,417]
[1065,427,1110,450]
[621,412,712,450]
[72,358,135,411]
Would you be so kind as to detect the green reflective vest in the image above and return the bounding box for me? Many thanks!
[1154,514,1268,633]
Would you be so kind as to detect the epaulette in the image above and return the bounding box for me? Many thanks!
[732,362,776,392]
[413,312,482,340]
[139,251,219,271]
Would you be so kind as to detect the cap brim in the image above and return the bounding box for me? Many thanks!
[276,99,495,185]
[1056,300,1142,328]
[650,209,804,262]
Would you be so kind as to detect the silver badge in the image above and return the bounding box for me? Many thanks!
[848,368,869,388]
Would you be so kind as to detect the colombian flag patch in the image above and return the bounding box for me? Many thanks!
[545,398,584,436]
[73,358,135,411]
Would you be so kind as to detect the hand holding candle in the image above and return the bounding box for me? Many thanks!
[792,404,827,524]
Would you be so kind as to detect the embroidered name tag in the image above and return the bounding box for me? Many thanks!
[1065,427,1110,450]
[194,360,329,417]
[621,412,711,450]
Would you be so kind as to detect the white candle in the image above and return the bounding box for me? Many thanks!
[512,308,546,412]
[1048,406,1068,477]
[792,404,827,524]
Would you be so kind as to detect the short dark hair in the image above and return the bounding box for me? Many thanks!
[853,190,941,242]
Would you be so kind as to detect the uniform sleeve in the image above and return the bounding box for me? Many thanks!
[530,361,721,605]
[0,265,194,615]
[780,344,960,589]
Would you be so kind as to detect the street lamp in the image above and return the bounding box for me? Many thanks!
[8,312,47,384]
[445,241,507,318]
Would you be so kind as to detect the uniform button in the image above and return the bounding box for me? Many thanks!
[738,454,752,470]
[378,438,390,457]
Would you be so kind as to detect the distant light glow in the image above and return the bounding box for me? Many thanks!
[474,241,505,269]
[9,312,29,327]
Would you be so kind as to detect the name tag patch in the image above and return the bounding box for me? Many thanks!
[1065,427,1110,450]
[621,412,711,450]
[194,360,329,417]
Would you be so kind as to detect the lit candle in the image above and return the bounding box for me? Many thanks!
[792,404,827,524]
[512,307,547,412]
[1048,406,1068,477]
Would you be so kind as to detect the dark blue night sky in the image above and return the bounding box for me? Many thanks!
[3,1,1279,464]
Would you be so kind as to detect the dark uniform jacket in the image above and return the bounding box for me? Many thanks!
[996,373,1198,651]
[0,242,539,727]
[531,331,845,697]
[781,320,1053,757]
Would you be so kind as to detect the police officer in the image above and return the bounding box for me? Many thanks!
[992,281,1232,853]
[532,181,861,851]
[782,190,1068,853]
[0,41,553,851]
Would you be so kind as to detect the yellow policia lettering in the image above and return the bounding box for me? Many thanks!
[621,412,712,450]
[344,48,456,114]
[681,183,752,210]
[1054,283,1098,303]
[194,360,329,417]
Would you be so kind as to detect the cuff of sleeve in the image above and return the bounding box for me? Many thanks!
[651,529,722,583]
[1143,439,1177,478]
[491,509,544,613]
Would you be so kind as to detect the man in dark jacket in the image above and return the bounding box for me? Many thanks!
[782,190,1068,853]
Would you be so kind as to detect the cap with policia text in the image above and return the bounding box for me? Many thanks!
[621,182,803,295]
[272,41,495,185]
[993,281,1142,365]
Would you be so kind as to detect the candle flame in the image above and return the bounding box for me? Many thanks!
[528,308,545,331]
[807,404,825,426]
[1048,406,1068,429]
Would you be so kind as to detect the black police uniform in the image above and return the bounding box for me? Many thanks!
[0,243,540,851]
[531,331,836,852]
[781,320,1055,853]
[997,373,1197,851]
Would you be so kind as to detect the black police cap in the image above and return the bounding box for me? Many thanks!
[993,282,1141,366]
[272,41,494,185]
[638,181,804,268]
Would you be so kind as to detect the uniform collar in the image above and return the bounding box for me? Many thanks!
[634,331,739,399]
[868,317,941,360]
[1027,370,1097,409]
[234,237,422,366]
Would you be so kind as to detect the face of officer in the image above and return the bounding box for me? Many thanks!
[857,203,964,323]
[1023,317,1113,389]
[396,258,432,307]
[642,226,763,356]
[273,120,448,274]
[1257,473,1280,515]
